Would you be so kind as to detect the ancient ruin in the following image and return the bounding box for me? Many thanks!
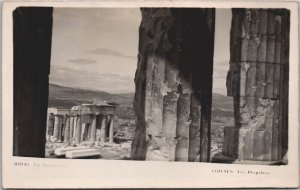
[223,9,289,162]
[132,8,215,162]
[13,7,289,164]
[46,101,117,145]
[131,8,289,163]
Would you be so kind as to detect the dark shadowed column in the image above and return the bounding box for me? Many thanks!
[13,7,53,157]
[131,8,215,161]
[225,9,289,162]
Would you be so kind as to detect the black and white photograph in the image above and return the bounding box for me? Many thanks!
[2,1,299,188]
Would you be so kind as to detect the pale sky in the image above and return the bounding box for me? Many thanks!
[50,8,231,95]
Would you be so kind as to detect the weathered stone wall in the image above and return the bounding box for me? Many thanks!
[224,9,290,161]
[132,8,215,161]
[13,7,53,157]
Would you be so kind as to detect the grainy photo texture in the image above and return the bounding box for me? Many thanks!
[13,7,290,165]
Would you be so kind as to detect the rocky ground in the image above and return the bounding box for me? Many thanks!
[45,110,234,160]
[45,139,132,160]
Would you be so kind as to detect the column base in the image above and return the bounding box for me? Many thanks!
[222,127,282,162]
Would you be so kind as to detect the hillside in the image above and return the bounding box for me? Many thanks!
[48,83,234,117]
[48,83,132,108]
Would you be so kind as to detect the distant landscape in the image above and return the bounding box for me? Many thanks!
[48,83,234,157]
[48,83,233,117]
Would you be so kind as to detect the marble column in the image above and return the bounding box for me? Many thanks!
[64,115,70,142]
[90,115,97,142]
[73,116,77,138]
[224,9,290,161]
[109,115,114,143]
[75,116,82,144]
[53,115,62,140]
[47,113,55,136]
[69,116,74,138]
[131,8,215,161]
[81,123,86,141]
[81,123,90,142]
[100,115,107,143]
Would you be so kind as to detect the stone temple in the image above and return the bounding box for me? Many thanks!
[46,100,117,145]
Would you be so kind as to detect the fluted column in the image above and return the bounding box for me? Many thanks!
[109,115,114,143]
[72,116,77,138]
[132,8,215,161]
[53,115,62,141]
[64,115,70,142]
[69,116,74,138]
[90,115,97,142]
[75,116,82,144]
[47,113,55,137]
[81,123,87,141]
[100,115,107,143]
[224,9,290,161]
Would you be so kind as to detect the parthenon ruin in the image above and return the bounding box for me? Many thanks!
[13,7,289,164]
[46,101,117,145]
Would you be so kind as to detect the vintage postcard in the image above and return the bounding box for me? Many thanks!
[2,0,299,188]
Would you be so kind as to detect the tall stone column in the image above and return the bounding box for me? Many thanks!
[81,123,90,141]
[96,115,101,142]
[131,8,215,161]
[75,116,82,144]
[69,116,74,138]
[64,115,70,142]
[109,115,114,143]
[13,8,53,157]
[90,115,97,142]
[100,115,107,143]
[47,113,55,136]
[224,9,290,161]
[72,116,77,138]
[53,115,62,140]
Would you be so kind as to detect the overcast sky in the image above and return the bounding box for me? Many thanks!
[50,8,231,95]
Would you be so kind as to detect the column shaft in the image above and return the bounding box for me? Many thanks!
[13,7,53,157]
[69,116,74,138]
[131,8,215,161]
[73,117,77,137]
[53,115,62,140]
[47,114,55,136]
[109,115,114,143]
[81,123,86,141]
[75,116,82,144]
[90,115,97,142]
[64,115,70,142]
[224,9,290,161]
[100,115,107,143]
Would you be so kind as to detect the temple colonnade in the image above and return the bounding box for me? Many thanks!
[46,104,116,144]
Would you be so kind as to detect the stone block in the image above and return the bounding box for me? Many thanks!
[65,149,101,159]
[54,146,90,156]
